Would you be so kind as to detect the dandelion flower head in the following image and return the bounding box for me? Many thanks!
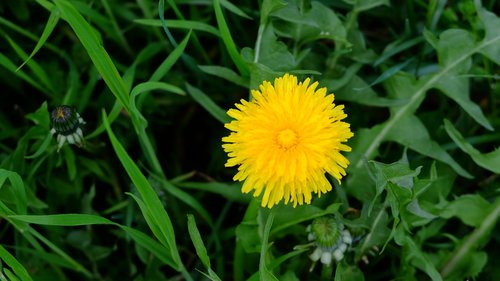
[222,74,353,208]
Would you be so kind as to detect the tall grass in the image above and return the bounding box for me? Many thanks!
[0,0,499,280]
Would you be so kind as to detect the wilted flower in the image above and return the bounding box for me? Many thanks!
[50,105,86,151]
[307,216,352,266]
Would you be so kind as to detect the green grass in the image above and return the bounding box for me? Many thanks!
[1,0,499,280]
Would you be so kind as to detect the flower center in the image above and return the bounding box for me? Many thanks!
[277,128,298,149]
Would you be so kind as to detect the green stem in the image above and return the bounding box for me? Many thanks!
[259,208,275,280]
[440,199,500,278]
[320,264,334,281]
[234,199,260,281]
[253,24,265,63]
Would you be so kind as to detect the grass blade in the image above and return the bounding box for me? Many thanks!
[0,245,33,281]
[213,0,249,76]
[101,110,184,270]
[186,83,231,124]
[53,0,130,111]
[16,7,59,71]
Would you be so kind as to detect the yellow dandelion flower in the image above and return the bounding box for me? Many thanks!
[222,74,354,208]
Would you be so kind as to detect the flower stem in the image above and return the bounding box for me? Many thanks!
[259,208,275,279]
[254,24,265,63]
[320,264,334,281]
[234,199,260,281]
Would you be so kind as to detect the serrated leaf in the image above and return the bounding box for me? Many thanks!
[477,7,500,65]
[351,23,500,176]
[444,119,500,173]
[440,194,492,227]
[434,74,492,130]
[258,25,296,70]
[260,0,286,25]
[394,225,442,281]
[332,75,408,107]
[356,205,391,261]
[386,115,472,178]
[436,29,474,73]
[272,2,346,43]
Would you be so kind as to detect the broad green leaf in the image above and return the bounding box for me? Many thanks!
[436,29,474,73]
[386,115,472,178]
[235,221,261,253]
[444,119,500,173]
[477,7,500,65]
[434,73,492,130]
[368,158,421,190]
[355,205,391,261]
[431,29,492,130]
[272,2,346,44]
[351,24,500,175]
[260,0,286,25]
[352,73,472,178]
[366,156,421,215]
[440,199,500,279]
[53,0,129,112]
[186,83,232,124]
[440,194,492,227]
[335,264,365,281]
[257,25,296,70]
[394,225,442,281]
